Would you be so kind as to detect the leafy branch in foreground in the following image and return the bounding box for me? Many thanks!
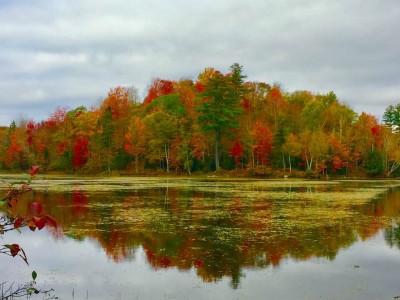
[0,166,58,299]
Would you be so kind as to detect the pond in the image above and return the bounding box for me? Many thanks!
[1,176,400,299]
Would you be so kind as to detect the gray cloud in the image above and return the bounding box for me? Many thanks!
[1,0,399,125]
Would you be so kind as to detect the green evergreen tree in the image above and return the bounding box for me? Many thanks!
[98,107,115,172]
[383,104,400,129]
[363,150,384,176]
[197,63,245,170]
[5,121,16,148]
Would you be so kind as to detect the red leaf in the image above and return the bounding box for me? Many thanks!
[195,82,205,93]
[7,243,21,257]
[31,202,42,214]
[194,259,203,268]
[33,216,46,230]
[371,125,380,136]
[43,214,57,228]
[29,165,39,177]
[11,245,20,257]
[14,217,24,228]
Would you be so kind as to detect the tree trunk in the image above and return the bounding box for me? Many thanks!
[164,143,170,173]
[282,151,286,172]
[107,148,111,172]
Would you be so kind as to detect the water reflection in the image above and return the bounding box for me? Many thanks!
[3,179,400,289]
[384,187,400,249]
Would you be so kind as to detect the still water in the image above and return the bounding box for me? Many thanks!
[2,176,400,299]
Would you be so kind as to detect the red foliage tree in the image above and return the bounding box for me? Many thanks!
[143,78,175,105]
[73,138,89,168]
[230,140,243,167]
[101,86,132,120]
[25,121,41,146]
[371,124,383,148]
[45,106,68,128]
[265,86,286,130]
[194,82,205,93]
[3,133,23,169]
[251,120,273,166]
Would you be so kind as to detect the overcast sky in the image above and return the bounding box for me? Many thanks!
[0,0,399,126]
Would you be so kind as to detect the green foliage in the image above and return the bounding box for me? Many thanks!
[383,104,400,127]
[32,270,37,281]
[197,64,245,169]
[5,121,16,148]
[302,92,337,131]
[271,126,288,169]
[98,107,115,149]
[363,150,384,176]
[67,106,88,120]
[144,111,177,142]
[113,150,132,170]
[198,75,243,134]
[50,149,73,171]
[147,94,187,117]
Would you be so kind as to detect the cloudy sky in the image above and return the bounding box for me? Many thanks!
[0,0,399,126]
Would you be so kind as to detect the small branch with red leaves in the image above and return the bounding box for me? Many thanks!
[0,166,58,298]
[0,243,29,265]
[0,166,57,265]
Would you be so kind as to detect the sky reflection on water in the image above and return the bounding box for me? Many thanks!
[2,178,400,299]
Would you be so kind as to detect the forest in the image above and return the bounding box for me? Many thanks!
[1,63,400,178]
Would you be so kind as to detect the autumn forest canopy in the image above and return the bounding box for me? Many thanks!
[1,63,400,177]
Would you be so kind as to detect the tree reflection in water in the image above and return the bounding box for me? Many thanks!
[5,179,400,289]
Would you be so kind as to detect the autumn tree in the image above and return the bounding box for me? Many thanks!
[73,137,89,170]
[350,113,380,171]
[381,126,400,175]
[124,117,147,174]
[309,130,329,173]
[3,131,24,170]
[144,111,178,173]
[327,134,351,175]
[97,87,133,171]
[97,107,115,172]
[297,129,329,173]
[321,100,356,141]
[230,140,243,169]
[146,93,191,173]
[2,65,400,178]
[249,120,273,169]
[282,133,302,172]
[173,80,201,173]
[302,92,337,131]
[144,78,175,106]
[285,91,313,133]
[46,107,74,171]
[265,85,286,131]
[3,122,28,171]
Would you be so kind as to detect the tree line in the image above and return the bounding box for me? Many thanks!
[1,63,399,177]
